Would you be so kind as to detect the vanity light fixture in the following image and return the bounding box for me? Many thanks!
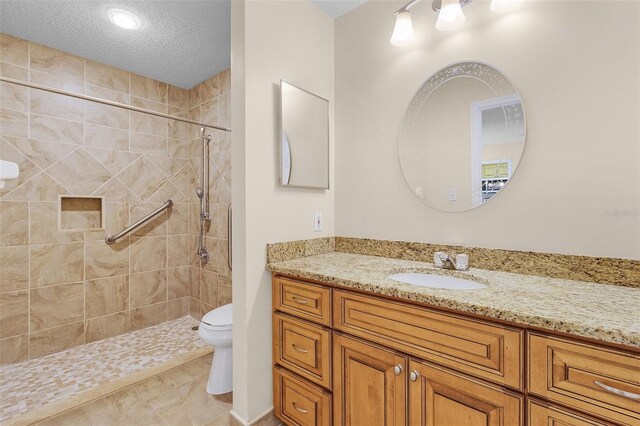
[390,0,523,45]
[107,8,141,30]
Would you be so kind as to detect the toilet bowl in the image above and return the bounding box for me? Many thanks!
[198,303,233,395]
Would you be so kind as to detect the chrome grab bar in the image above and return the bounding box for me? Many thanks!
[227,204,232,271]
[105,200,173,244]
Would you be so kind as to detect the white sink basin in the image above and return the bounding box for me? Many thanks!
[389,272,486,290]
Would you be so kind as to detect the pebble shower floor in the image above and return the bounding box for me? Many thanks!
[0,316,205,423]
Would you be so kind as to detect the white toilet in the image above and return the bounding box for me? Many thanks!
[198,303,233,395]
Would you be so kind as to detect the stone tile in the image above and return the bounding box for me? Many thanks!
[168,234,189,267]
[130,302,167,331]
[168,297,189,320]
[200,271,218,307]
[0,333,28,365]
[189,267,201,300]
[85,311,129,344]
[85,123,129,150]
[217,240,231,278]
[30,89,83,121]
[46,148,112,194]
[131,96,166,114]
[30,322,84,358]
[3,171,69,202]
[0,139,41,197]
[130,203,167,237]
[200,75,219,102]
[130,236,167,273]
[0,81,28,112]
[30,282,84,331]
[189,297,200,320]
[0,317,204,421]
[131,74,167,104]
[85,83,130,104]
[0,290,28,338]
[85,102,129,130]
[131,111,167,137]
[144,375,227,425]
[168,266,190,300]
[86,147,141,175]
[188,85,201,109]
[30,242,84,287]
[0,108,28,137]
[0,61,28,81]
[117,156,168,201]
[4,136,76,170]
[0,245,29,293]
[200,97,219,127]
[218,276,232,306]
[0,201,28,246]
[130,270,167,309]
[130,132,167,156]
[85,239,129,280]
[167,203,189,235]
[60,197,102,230]
[30,202,83,244]
[0,33,29,67]
[29,114,84,144]
[85,59,129,94]
[92,177,140,203]
[219,69,230,95]
[219,93,230,129]
[85,275,129,318]
[168,85,188,109]
[29,43,84,93]
[85,202,129,241]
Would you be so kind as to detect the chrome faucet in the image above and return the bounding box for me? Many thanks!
[435,252,469,271]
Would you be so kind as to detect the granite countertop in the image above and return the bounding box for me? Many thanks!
[267,252,640,348]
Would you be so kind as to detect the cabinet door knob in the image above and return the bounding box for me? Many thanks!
[410,370,420,382]
[393,364,403,376]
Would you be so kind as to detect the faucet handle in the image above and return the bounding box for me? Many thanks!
[455,253,469,271]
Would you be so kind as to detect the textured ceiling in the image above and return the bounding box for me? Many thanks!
[311,0,368,18]
[0,1,230,89]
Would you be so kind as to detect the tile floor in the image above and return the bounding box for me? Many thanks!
[0,316,206,423]
[36,353,231,426]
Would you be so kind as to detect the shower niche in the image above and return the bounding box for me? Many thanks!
[59,196,105,231]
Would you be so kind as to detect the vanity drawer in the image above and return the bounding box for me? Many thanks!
[527,400,611,426]
[528,334,640,425]
[274,366,332,426]
[273,313,332,389]
[274,276,332,326]
[333,290,523,390]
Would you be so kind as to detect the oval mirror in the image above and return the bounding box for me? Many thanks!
[399,61,526,212]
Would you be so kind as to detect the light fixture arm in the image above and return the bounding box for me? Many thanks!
[395,0,420,14]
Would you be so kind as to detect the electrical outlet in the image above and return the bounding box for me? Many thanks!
[314,212,322,232]
[448,189,457,201]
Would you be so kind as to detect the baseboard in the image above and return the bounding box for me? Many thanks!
[230,407,277,426]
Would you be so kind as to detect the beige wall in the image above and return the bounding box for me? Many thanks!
[231,0,334,422]
[335,0,640,259]
[0,33,228,364]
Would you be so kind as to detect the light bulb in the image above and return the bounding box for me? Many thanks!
[107,9,141,30]
[436,0,466,31]
[490,0,523,12]
[390,10,415,46]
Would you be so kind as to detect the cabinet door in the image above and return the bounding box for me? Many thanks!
[408,359,523,426]
[528,400,609,426]
[333,334,407,426]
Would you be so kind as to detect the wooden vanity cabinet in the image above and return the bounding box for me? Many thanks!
[272,274,640,426]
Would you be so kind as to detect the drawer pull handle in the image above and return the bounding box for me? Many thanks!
[410,370,420,382]
[594,381,640,400]
[292,297,308,305]
[394,364,403,376]
[293,344,309,354]
[293,402,308,414]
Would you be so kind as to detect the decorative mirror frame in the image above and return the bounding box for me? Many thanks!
[399,61,527,212]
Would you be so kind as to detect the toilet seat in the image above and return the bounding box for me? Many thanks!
[201,303,232,330]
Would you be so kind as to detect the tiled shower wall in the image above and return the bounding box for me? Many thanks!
[0,33,230,364]
[186,71,232,320]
